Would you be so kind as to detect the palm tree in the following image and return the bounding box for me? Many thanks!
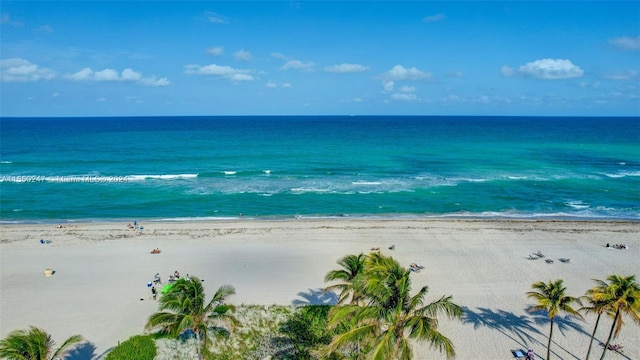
[593,275,640,360]
[325,253,463,359]
[580,281,614,360]
[145,276,237,360]
[324,253,367,305]
[526,279,583,360]
[0,326,83,360]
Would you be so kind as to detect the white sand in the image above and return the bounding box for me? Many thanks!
[1,219,638,359]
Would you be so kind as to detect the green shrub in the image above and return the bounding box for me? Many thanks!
[278,305,336,359]
[105,335,157,360]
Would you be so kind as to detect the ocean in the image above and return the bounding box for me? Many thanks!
[0,116,638,222]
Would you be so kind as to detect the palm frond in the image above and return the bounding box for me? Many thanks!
[325,323,378,355]
[419,295,464,320]
[50,334,84,360]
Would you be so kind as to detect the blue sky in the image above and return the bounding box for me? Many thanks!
[1,1,639,117]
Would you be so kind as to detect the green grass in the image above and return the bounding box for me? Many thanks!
[105,335,156,360]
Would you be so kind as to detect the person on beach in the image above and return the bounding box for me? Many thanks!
[527,348,535,360]
[151,286,157,300]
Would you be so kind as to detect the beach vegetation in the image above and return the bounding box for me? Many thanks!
[589,275,640,360]
[145,277,237,360]
[210,305,293,359]
[324,253,367,305]
[104,335,156,360]
[324,252,463,359]
[278,305,343,359]
[526,279,583,360]
[0,326,83,360]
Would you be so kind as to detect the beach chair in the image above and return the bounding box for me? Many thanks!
[559,258,570,263]
[511,349,526,358]
[534,251,544,258]
[545,259,554,264]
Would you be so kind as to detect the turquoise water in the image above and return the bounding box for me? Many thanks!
[1,116,638,222]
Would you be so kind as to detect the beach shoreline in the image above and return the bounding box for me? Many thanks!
[1,219,638,359]
[2,214,639,226]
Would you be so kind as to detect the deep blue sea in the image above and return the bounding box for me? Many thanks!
[0,116,638,222]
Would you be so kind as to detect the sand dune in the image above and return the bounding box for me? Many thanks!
[1,219,638,359]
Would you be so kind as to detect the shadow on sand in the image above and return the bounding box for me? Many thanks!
[463,306,542,348]
[64,342,98,360]
[525,308,589,360]
[292,288,338,305]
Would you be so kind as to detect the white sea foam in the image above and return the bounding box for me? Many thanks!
[291,187,332,193]
[602,170,640,178]
[565,200,590,210]
[0,161,12,164]
[223,171,237,175]
[129,174,198,181]
[351,181,382,185]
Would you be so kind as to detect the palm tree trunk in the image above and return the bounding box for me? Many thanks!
[599,309,620,360]
[196,332,203,360]
[585,313,602,360]
[547,318,554,360]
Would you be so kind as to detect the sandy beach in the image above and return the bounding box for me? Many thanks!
[1,219,638,359]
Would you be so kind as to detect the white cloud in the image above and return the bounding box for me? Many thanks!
[234,50,252,61]
[518,58,584,79]
[281,59,314,71]
[391,93,417,101]
[1,14,23,26]
[270,52,287,60]
[324,63,370,73]
[94,68,120,81]
[206,11,227,24]
[126,96,143,103]
[68,68,93,81]
[608,36,640,51]
[380,65,431,81]
[423,13,445,23]
[36,25,53,33]
[207,47,224,56]
[265,81,292,89]
[452,71,464,78]
[121,68,142,81]
[67,67,169,86]
[271,53,315,72]
[500,65,517,77]
[603,70,638,80]
[0,58,55,82]
[184,63,254,82]
[139,76,170,86]
[382,81,394,92]
[398,85,416,93]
